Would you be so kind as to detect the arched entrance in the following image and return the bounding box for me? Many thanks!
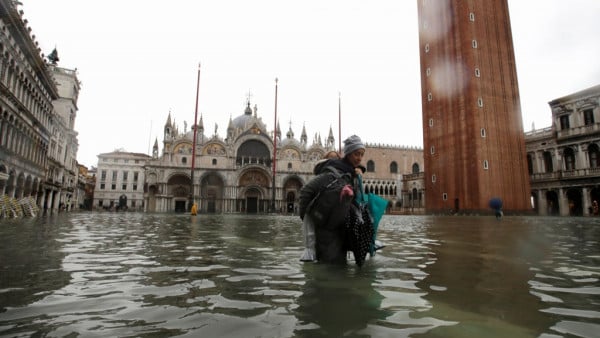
[147,185,158,212]
[245,187,262,213]
[167,174,191,212]
[566,188,582,216]
[283,176,302,214]
[200,173,225,213]
[238,169,270,213]
[530,191,538,213]
[590,187,600,216]
[546,190,559,215]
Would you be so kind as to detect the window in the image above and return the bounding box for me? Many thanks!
[469,12,475,21]
[123,171,128,181]
[474,68,480,77]
[390,161,398,173]
[212,159,217,165]
[483,160,489,170]
[182,157,187,164]
[366,160,375,172]
[560,115,570,130]
[122,184,127,190]
[477,98,484,107]
[287,162,292,170]
[472,40,478,48]
[430,146,435,154]
[442,192,448,200]
[543,151,553,172]
[131,201,136,208]
[412,163,420,173]
[429,118,434,127]
[564,148,575,170]
[427,93,433,101]
[527,154,533,175]
[589,144,600,168]
[432,174,436,182]
[481,128,486,137]
[584,109,594,125]
[111,184,116,190]
[426,67,431,76]
[100,183,105,190]
[425,43,430,53]
[99,200,103,207]
[112,171,117,181]
[133,184,137,191]
[101,170,107,180]
[133,171,139,181]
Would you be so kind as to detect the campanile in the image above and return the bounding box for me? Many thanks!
[417,0,531,213]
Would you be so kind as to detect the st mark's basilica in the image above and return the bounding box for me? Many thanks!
[143,101,424,214]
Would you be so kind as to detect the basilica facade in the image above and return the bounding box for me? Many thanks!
[143,101,424,214]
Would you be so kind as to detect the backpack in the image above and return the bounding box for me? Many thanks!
[306,167,353,229]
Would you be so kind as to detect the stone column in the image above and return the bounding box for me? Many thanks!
[558,188,569,216]
[582,187,591,216]
[537,190,548,216]
[577,144,587,169]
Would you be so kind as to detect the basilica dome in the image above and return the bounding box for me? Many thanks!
[230,101,267,132]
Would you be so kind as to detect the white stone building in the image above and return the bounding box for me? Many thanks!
[526,84,600,216]
[0,1,81,215]
[93,151,151,211]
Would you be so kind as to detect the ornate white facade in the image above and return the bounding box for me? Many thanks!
[144,101,424,214]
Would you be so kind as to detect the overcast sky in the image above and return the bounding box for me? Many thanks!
[20,0,600,168]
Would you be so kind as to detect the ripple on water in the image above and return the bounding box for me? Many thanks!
[1,214,599,337]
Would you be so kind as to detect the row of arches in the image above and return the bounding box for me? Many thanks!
[0,164,39,198]
[531,187,600,216]
[528,144,600,174]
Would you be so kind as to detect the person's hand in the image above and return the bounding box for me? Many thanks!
[355,168,362,176]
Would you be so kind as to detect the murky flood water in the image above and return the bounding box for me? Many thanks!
[0,213,599,337]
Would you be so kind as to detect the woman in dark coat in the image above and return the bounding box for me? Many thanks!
[298,135,366,264]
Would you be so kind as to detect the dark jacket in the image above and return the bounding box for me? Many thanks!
[298,158,359,264]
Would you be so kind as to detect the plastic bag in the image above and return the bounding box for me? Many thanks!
[300,214,317,261]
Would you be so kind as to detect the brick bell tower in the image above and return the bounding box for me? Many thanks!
[417,0,531,213]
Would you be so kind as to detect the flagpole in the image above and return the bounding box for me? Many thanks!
[189,63,201,213]
[271,78,278,213]
[338,92,342,153]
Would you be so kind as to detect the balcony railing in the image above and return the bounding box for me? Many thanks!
[531,166,600,182]
[556,124,600,140]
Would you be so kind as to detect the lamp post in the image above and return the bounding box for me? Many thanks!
[189,63,200,212]
[271,78,278,213]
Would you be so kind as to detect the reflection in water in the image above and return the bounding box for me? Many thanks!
[0,213,599,337]
[295,263,389,337]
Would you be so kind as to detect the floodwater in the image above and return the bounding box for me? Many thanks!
[0,213,599,338]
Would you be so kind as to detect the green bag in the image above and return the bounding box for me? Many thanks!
[366,192,387,232]
[356,176,388,255]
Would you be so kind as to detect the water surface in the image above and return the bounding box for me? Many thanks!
[0,213,598,337]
